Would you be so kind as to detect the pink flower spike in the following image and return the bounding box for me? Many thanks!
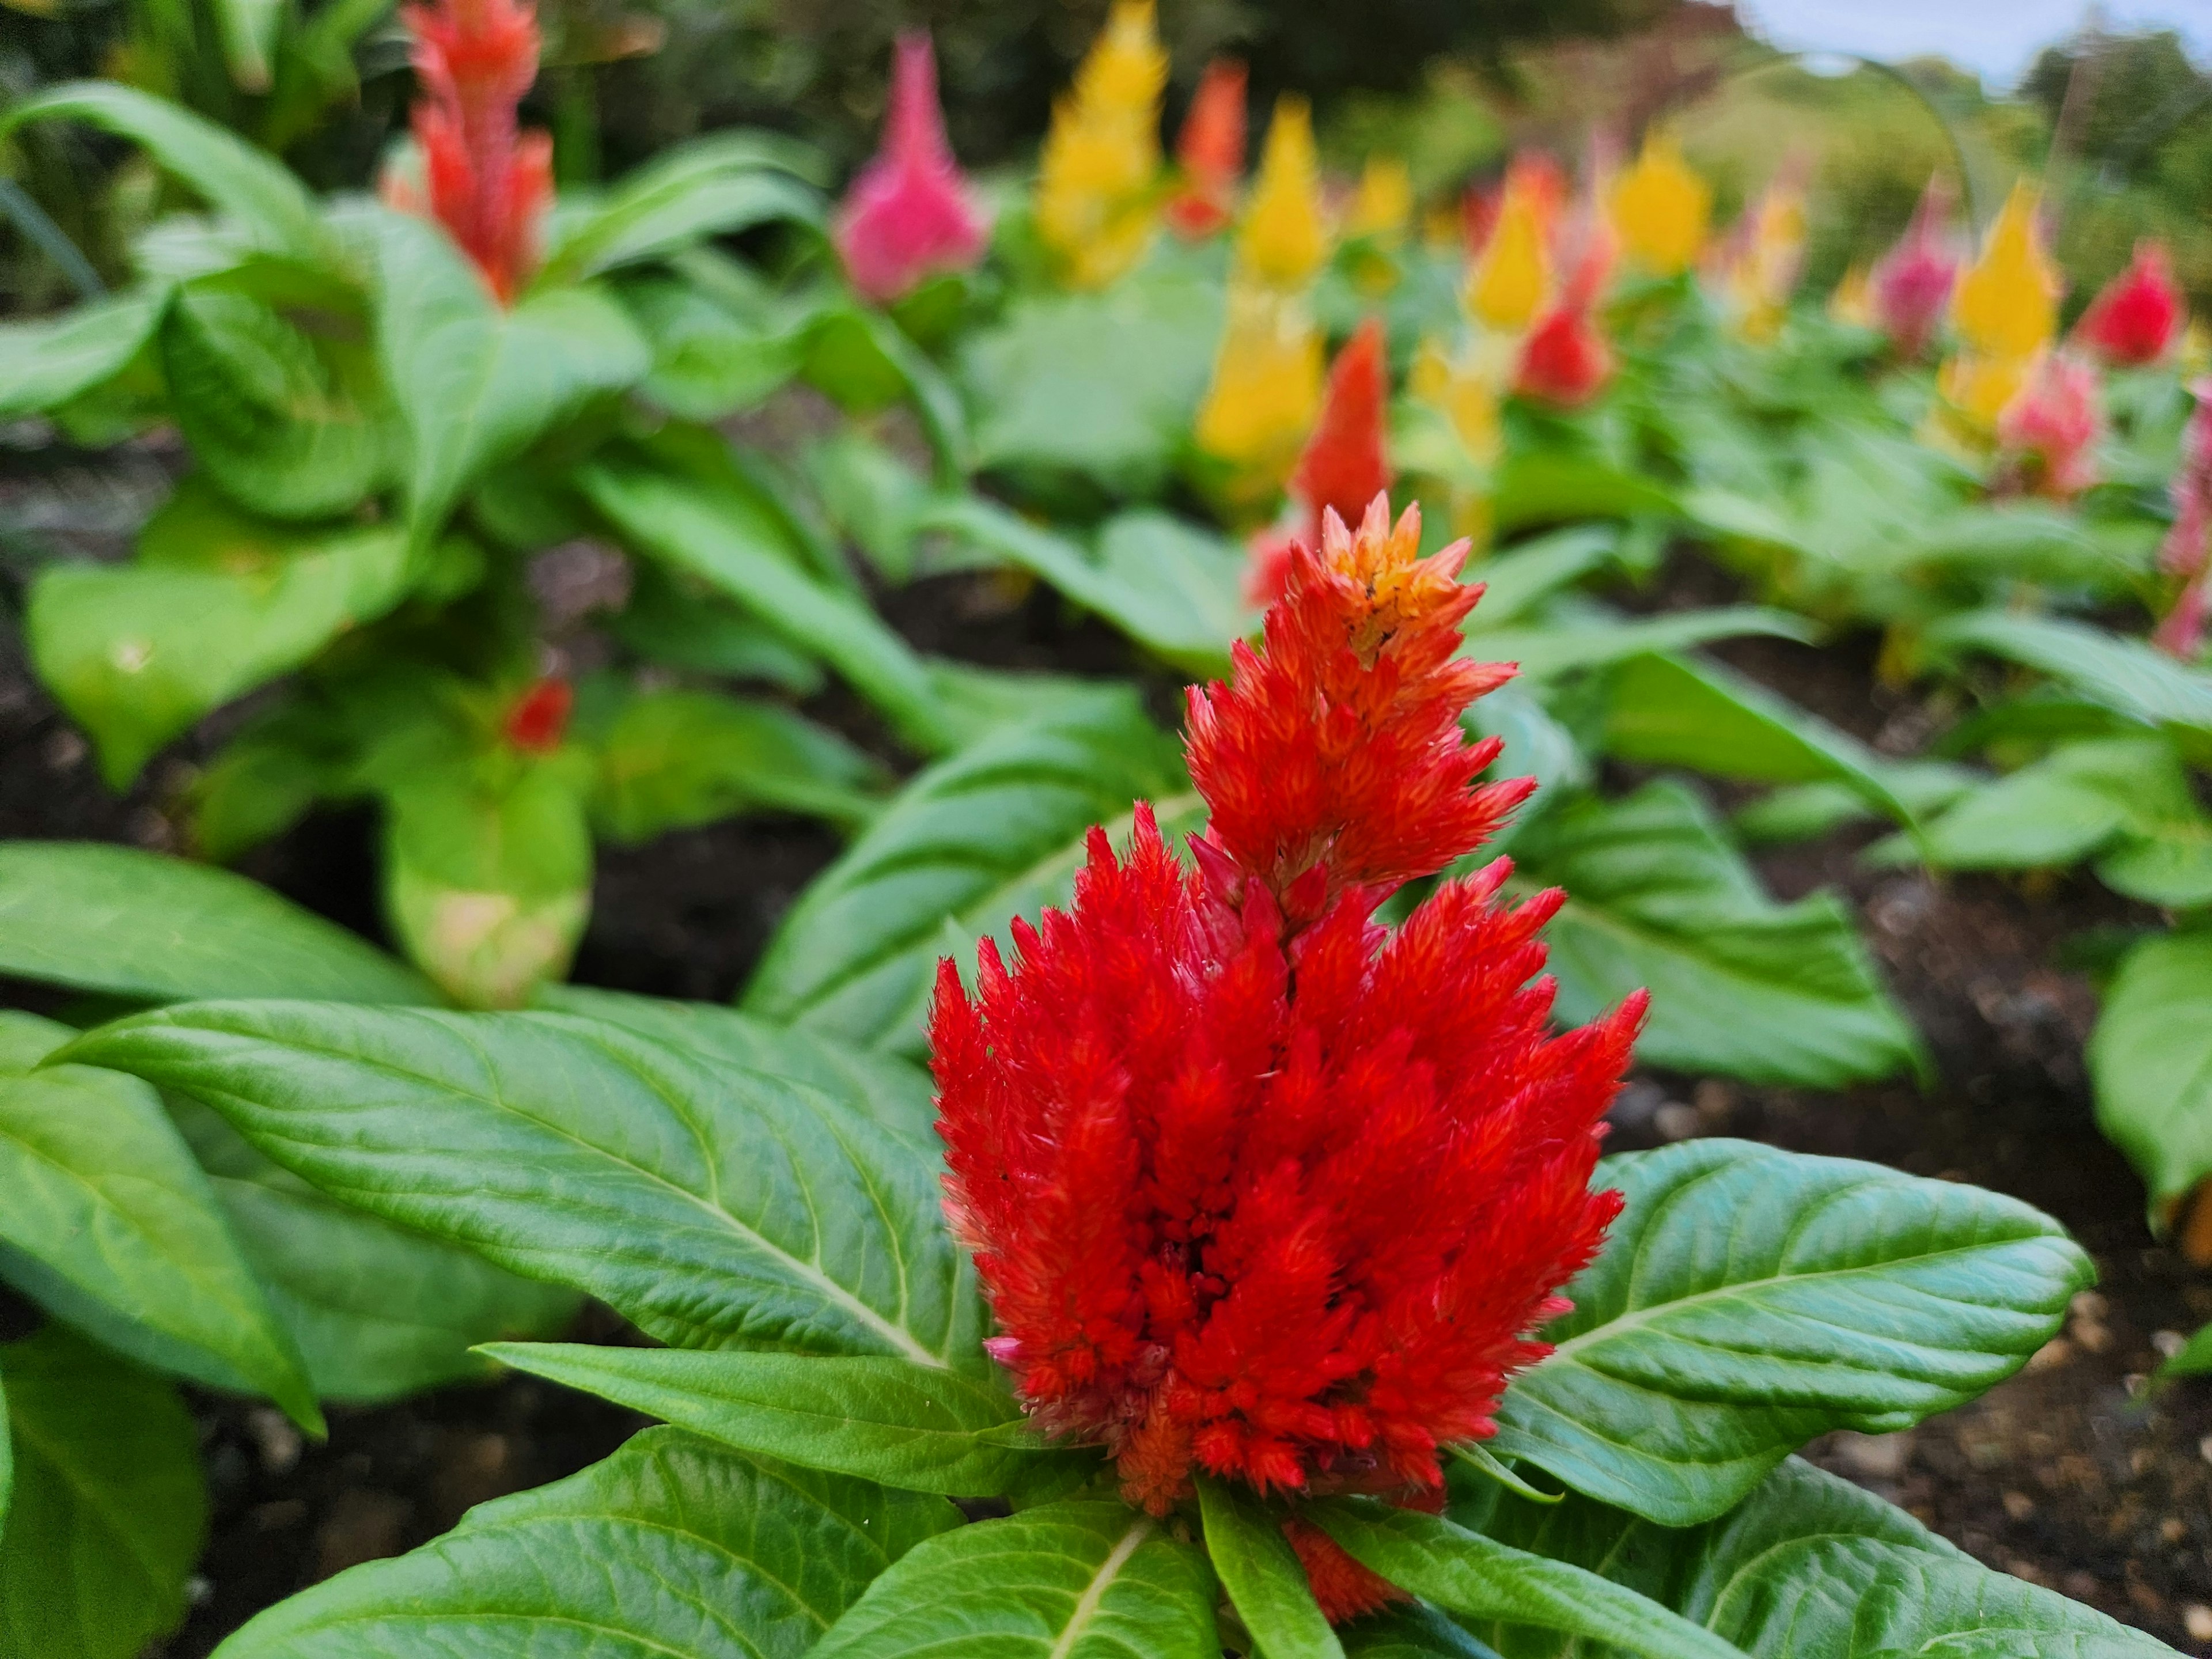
[2158,380,2212,579]
[1996,351,2103,501]
[1870,176,1959,359]
[835,32,990,305]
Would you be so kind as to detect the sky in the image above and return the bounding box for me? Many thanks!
[1737,0,2212,88]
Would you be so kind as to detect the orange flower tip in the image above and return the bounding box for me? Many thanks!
[835,32,989,304]
[502,677,571,752]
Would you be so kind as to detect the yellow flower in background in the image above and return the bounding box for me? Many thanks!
[1465,165,1552,332]
[1829,262,1875,328]
[1951,181,2060,361]
[1609,131,1710,277]
[1411,337,1502,468]
[1938,349,2034,430]
[1236,96,1328,291]
[1716,172,1809,343]
[1350,156,1413,244]
[2183,321,2211,377]
[1034,0,1167,289]
[1196,279,1324,487]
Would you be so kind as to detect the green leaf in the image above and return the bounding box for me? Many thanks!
[1309,1499,1740,1659]
[0,290,167,419]
[370,209,648,541]
[809,1501,1220,1659]
[1736,762,1975,846]
[0,840,426,1005]
[0,1013,321,1429]
[0,83,324,262]
[532,983,935,1142]
[482,1344,1082,1495]
[742,694,1190,1054]
[211,0,281,89]
[623,272,813,422]
[805,304,971,482]
[1927,611,2212,738]
[1869,737,2178,872]
[0,1328,207,1659]
[537,134,825,286]
[1491,453,1680,533]
[214,1425,958,1658]
[2088,929,2212,1218]
[66,1005,986,1369]
[1339,1606,1500,1659]
[1469,607,1815,681]
[1488,1138,2091,1527]
[161,286,389,520]
[1198,1478,1343,1659]
[2160,1320,2212,1377]
[169,1096,578,1404]
[584,460,956,752]
[1463,526,1620,627]
[1514,782,1921,1087]
[1458,1454,2176,1658]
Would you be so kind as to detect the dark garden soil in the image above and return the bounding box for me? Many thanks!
[3,527,2210,1652]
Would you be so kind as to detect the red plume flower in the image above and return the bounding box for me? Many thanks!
[1166,58,1247,240]
[2077,241,2185,368]
[396,0,554,303]
[834,33,988,305]
[1995,350,2103,500]
[1250,319,1395,605]
[1870,176,1959,359]
[503,677,572,753]
[1516,303,1613,406]
[931,494,1645,1623]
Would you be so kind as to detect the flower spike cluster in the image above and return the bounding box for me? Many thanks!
[395,0,554,303]
[931,494,1645,1623]
[834,33,988,305]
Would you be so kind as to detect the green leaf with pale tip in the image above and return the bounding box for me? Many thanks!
[1198,1478,1343,1659]
[2088,929,2212,1219]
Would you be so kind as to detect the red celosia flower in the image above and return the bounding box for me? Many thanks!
[1870,176,1959,359]
[397,0,554,303]
[834,33,988,305]
[2154,381,2212,659]
[503,677,572,752]
[1166,58,1247,240]
[1516,303,1613,406]
[931,496,1645,1619]
[2076,241,2185,368]
[1248,320,1395,605]
[1996,350,2103,500]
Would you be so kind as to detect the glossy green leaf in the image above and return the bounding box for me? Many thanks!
[1488,1139,2090,1526]
[537,134,825,286]
[169,1097,577,1403]
[743,694,1190,1053]
[0,289,167,419]
[1514,782,1921,1087]
[807,303,971,481]
[2088,929,2212,1218]
[215,1426,958,1658]
[482,1344,1079,1495]
[1463,526,1620,627]
[533,984,935,1141]
[0,841,426,1004]
[1491,453,1680,532]
[1338,1606,1500,1659]
[0,1013,320,1428]
[1735,761,1976,846]
[1309,1500,1740,1659]
[584,460,956,752]
[1457,1454,2176,1658]
[1471,607,1815,681]
[809,1501,1220,1659]
[1928,610,2212,737]
[0,1329,207,1659]
[1198,1478,1343,1659]
[67,1005,986,1369]
[623,272,812,421]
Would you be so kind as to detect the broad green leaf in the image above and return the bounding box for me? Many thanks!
[2088,930,2212,1218]
[1736,762,1975,846]
[584,460,956,752]
[924,660,1153,748]
[1198,1478,1343,1659]
[482,1345,1079,1495]
[1866,737,2178,873]
[0,83,323,261]
[805,429,936,582]
[211,0,281,89]
[623,272,813,422]
[169,1097,577,1403]
[919,496,1255,673]
[1471,607,1815,680]
[28,486,415,786]
[1488,1139,2090,1526]
[1463,526,1620,627]
[1514,782,1921,1087]
[370,209,649,540]
[67,1005,987,1369]
[537,134,825,285]
[533,983,935,1142]
[0,290,166,419]
[0,1013,320,1429]
[161,286,389,520]
[1309,1500,1740,1659]
[815,303,971,481]
[1457,1455,2176,1658]
[215,1426,958,1659]
[743,694,1190,1053]
[0,841,427,1003]
[0,1329,207,1659]
[1927,611,2212,737]
[1491,453,1680,533]
[809,1501,1220,1659]
[1340,1607,1501,1659]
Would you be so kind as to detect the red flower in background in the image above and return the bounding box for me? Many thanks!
[1166,58,1247,240]
[931,495,1644,1622]
[1249,319,1394,605]
[834,33,989,304]
[2076,241,2185,368]
[396,0,554,302]
[503,678,572,753]
[1870,176,1959,358]
[1516,304,1613,406]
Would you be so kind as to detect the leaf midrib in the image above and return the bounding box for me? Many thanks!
[1048,1518,1154,1659]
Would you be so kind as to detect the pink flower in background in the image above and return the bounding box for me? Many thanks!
[1869,177,1959,358]
[2154,382,2212,660]
[2075,241,2186,368]
[834,33,989,304]
[1995,351,2103,501]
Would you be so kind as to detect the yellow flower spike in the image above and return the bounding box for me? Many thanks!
[1236,96,1328,291]
[1719,173,1809,342]
[1350,156,1413,244]
[1196,279,1325,487]
[1609,131,1710,277]
[1034,0,1168,289]
[1411,337,1502,468]
[1938,349,2035,431]
[1951,181,2061,361]
[1466,166,1553,332]
[1830,262,1875,328]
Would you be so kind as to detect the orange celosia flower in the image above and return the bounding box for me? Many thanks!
[1166,58,1247,240]
[1035,0,1167,289]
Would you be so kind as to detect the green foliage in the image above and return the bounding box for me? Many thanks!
[2089,929,2212,1220]
[1198,1478,1344,1659]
